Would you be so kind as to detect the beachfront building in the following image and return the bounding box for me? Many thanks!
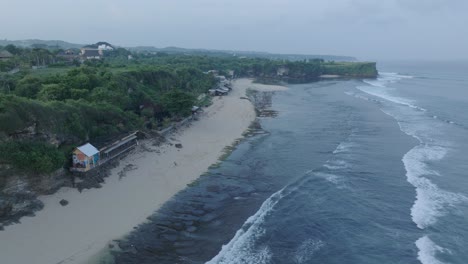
[70,132,139,173]
[71,143,100,172]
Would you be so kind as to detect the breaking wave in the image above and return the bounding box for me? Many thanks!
[416,236,449,264]
[205,189,283,264]
[351,71,468,264]
[403,145,467,229]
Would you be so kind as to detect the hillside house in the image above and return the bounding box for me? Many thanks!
[80,42,115,60]
[0,50,13,61]
[71,143,100,172]
[81,48,101,60]
[57,49,79,62]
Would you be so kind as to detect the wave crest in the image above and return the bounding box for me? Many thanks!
[416,236,449,264]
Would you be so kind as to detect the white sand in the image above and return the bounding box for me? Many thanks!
[320,74,341,78]
[0,79,286,264]
[237,78,289,92]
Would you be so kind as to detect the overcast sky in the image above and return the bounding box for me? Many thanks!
[1,0,467,60]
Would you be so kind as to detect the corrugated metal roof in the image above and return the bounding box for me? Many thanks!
[77,143,99,157]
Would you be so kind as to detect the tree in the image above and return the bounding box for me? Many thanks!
[4,44,21,55]
[14,76,43,98]
[161,90,195,118]
[38,83,70,101]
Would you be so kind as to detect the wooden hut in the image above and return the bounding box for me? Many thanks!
[71,143,100,172]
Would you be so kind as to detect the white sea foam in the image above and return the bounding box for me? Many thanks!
[314,172,341,185]
[357,85,425,111]
[378,72,414,81]
[355,71,465,263]
[363,72,413,88]
[416,236,448,264]
[206,189,284,264]
[359,72,427,111]
[293,239,324,264]
[363,79,386,87]
[403,142,466,229]
[361,80,466,230]
[324,160,349,170]
[333,141,356,154]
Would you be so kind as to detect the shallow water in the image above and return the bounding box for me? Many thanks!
[110,61,468,264]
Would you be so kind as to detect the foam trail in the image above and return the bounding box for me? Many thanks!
[416,236,448,264]
[323,160,349,170]
[359,72,426,111]
[403,145,467,229]
[361,84,467,228]
[314,172,341,185]
[293,239,324,264]
[206,189,284,264]
[332,141,356,154]
[350,72,467,264]
[357,85,426,111]
[207,161,336,263]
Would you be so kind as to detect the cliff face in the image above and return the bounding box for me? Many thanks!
[252,62,378,84]
[322,62,378,78]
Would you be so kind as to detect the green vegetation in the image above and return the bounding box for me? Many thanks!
[322,61,377,77]
[0,141,65,173]
[0,43,377,174]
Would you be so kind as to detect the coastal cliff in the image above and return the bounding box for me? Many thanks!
[0,48,377,228]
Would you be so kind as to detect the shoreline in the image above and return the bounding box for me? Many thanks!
[0,78,286,264]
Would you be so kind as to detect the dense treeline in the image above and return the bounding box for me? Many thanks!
[0,44,67,71]
[1,63,215,139]
[0,59,217,172]
[0,45,377,173]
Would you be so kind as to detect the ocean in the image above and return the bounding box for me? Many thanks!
[109,61,468,264]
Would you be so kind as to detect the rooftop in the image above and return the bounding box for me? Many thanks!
[77,143,99,157]
[82,49,100,57]
[0,50,13,58]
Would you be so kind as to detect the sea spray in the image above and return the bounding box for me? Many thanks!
[206,189,284,264]
[416,236,449,264]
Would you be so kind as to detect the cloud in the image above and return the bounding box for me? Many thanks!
[1,0,467,60]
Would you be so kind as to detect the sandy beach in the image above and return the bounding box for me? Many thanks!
[0,79,286,264]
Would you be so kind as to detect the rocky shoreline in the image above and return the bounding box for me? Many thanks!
[106,87,279,263]
[0,134,166,230]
